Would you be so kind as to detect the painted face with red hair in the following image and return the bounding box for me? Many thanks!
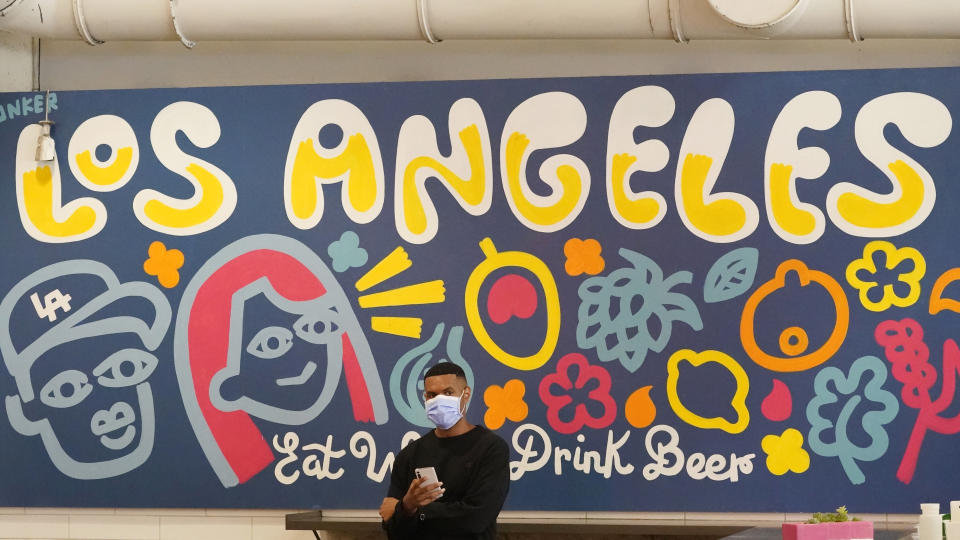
[174,235,388,487]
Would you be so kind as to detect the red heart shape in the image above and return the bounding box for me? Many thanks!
[487,274,538,324]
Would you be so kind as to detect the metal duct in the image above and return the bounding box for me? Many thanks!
[1,0,959,47]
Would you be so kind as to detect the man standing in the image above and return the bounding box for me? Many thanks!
[381,362,509,540]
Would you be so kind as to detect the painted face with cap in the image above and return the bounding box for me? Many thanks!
[0,261,171,480]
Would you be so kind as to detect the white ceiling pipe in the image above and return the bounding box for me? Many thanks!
[173,0,423,42]
[3,0,960,45]
[0,0,87,42]
[80,0,179,41]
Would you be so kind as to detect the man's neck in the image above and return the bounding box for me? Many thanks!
[434,419,475,438]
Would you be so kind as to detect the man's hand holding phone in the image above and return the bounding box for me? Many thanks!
[401,467,444,515]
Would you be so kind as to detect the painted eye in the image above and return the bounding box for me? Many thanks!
[40,370,92,409]
[93,349,158,388]
[294,310,342,345]
[247,326,294,359]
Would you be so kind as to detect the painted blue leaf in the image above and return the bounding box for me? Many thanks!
[703,247,759,304]
[577,249,703,373]
[660,290,704,332]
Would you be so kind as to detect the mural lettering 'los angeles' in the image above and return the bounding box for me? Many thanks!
[1,68,959,510]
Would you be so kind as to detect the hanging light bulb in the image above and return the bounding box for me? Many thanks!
[35,90,56,162]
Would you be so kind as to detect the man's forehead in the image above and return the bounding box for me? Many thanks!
[424,374,463,390]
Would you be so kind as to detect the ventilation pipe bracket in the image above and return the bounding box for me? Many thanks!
[844,0,863,42]
[708,0,808,37]
[170,0,195,49]
[72,0,103,45]
[667,0,687,43]
[417,0,441,44]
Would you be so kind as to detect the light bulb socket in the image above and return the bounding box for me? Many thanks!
[35,120,56,162]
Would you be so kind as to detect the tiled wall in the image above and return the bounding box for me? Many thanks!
[0,507,317,540]
[0,509,920,540]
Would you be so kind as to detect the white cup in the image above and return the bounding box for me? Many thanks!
[945,520,960,540]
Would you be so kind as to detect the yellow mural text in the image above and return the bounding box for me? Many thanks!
[290,134,379,221]
[74,147,135,188]
[768,163,817,238]
[833,160,925,231]
[141,163,225,230]
[679,154,748,238]
[503,132,583,228]
[401,125,486,237]
[609,153,662,226]
[22,166,99,239]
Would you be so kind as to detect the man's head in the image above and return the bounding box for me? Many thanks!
[423,362,470,430]
[423,362,469,402]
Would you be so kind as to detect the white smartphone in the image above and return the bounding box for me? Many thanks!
[414,466,441,491]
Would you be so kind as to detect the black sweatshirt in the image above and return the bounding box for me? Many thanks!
[383,425,510,540]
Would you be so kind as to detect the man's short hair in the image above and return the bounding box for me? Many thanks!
[424,362,466,381]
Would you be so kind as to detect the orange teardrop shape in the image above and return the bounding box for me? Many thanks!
[625,385,656,428]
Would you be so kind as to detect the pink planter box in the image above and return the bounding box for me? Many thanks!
[782,522,874,540]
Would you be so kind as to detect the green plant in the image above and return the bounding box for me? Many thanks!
[806,506,861,523]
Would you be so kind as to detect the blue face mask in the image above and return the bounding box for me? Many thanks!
[425,392,466,430]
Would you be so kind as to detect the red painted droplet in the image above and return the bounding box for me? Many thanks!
[761,378,792,422]
[487,274,538,324]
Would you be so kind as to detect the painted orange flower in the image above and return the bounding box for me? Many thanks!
[564,238,605,276]
[483,379,528,430]
[143,241,184,288]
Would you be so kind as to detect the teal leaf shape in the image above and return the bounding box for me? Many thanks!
[703,247,759,303]
[577,248,702,373]
[805,356,899,485]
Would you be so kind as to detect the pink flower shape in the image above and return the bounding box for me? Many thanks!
[538,352,617,434]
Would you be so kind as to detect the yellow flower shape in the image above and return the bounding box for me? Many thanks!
[845,240,925,312]
[483,379,528,430]
[762,428,810,475]
[143,241,184,288]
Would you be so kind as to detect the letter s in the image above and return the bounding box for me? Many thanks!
[134,101,237,235]
[827,92,951,237]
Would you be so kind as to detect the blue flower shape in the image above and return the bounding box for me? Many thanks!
[806,355,899,485]
[577,248,702,373]
[327,231,368,273]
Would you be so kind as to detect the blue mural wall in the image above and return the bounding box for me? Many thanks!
[1,67,959,511]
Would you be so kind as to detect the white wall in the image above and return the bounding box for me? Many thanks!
[34,38,960,90]
[2,34,952,538]
[0,507,319,540]
[0,32,33,92]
